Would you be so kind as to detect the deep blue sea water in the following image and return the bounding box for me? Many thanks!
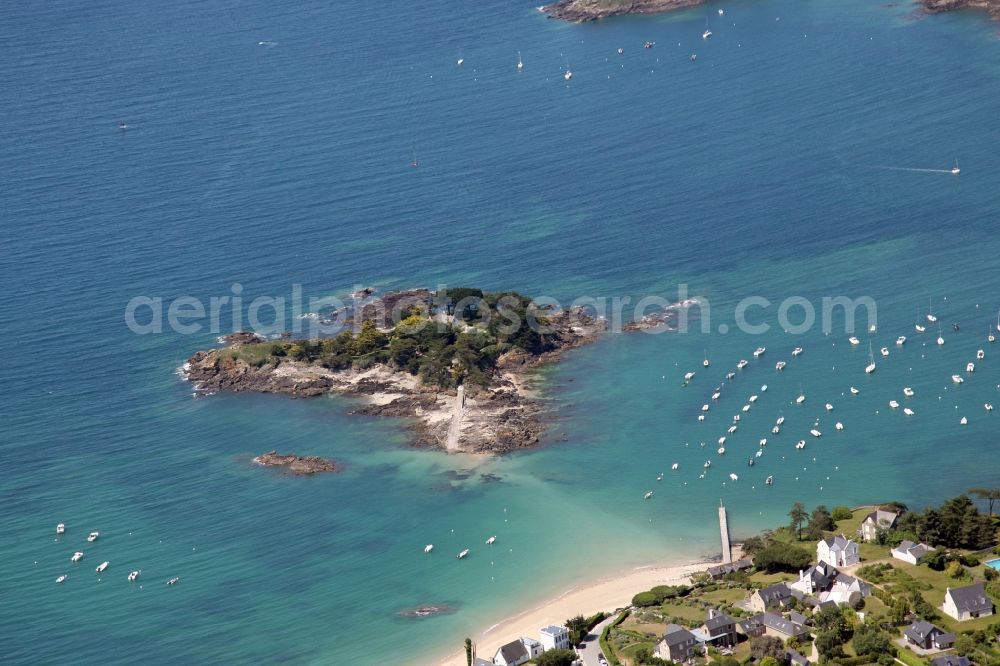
[2,0,999,663]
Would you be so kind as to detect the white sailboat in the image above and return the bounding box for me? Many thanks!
[937,325,945,346]
[927,297,937,323]
[424,544,434,553]
[457,549,470,559]
[563,62,572,81]
[896,336,907,346]
[517,51,523,71]
[865,342,876,374]
[915,305,926,333]
[703,18,713,39]
[951,159,961,175]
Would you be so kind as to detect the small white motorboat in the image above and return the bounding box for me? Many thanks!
[869,324,877,333]
[127,570,141,582]
[759,438,768,446]
[712,392,721,400]
[56,523,65,535]
[748,458,755,467]
[765,475,773,485]
[729,473,738,481]
[717,447,726,455]
[772,426,780,434]
[457,549,470,559]
[903,387,914,397]
[698,414,705,422]
[835,422,844,431]
[56,574,68,583]
[564,69,572,81]
[755,449,763,458]
[704,460,712,468]
[733,414,741,422]
[753,347,766,358]
[960,417,968,425]
[760,384,768,392]
[728,425,738,433]
[749,394,758,403]
[795,440,806,449]
[825,403,833,411]
[703,29,713,39]
[719,8,725,15]
[776,416,786,426]
[896,336,907,346]
[849,336,860,346]
[657,473,664,481]
[986,403,994,412]
[684,371,696,381]
[966,362,975,373]
[167,577,180,586]
[96,561,109,573]
[792,347,803,356]
[850,386,860,395]
[424,544,434,553]
[775,361,786,371]
[880,347,890,357]
[457,57,464,66]
[952,374,964,384]
[889,400,900,409]
[71,551,83,563]
[726,372,736,380]
[87,532,99,542]
[737,359,748,369]
[916,323,926,333]
[701,404,710,412]
[903,407,915,416]
[796,393,805,404]
[977,349,985,360]
[644,491,654,500]
[810,429,822,437]
[486,536,497,545]
[742,404,750,412]
[718,436,727,445]
[671,462,679,470]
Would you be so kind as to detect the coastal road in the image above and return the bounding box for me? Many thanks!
[577,616,616,666]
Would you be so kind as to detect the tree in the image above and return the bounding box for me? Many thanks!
[536,649,577,666]
[810,505,836,532]
[464,637,474,666]
[565,615,588,646]
[754,542,813,573]
[954,634,977,656]
[632,591,660,607]
[924,548,949,571]
[969,487,1000,516]
[741,535,769,555]
[750,635,788,664]
[814,603,851,640]
[852,624,892,656]
[759,658,780,666]
[815,630,846,659]
[831,506,854,521]
[789,502,809,540]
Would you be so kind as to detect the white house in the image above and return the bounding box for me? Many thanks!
[860,509,899,542]
[891,540,933,565]
[943,583,995,622]
[817,535,859,568]
[539,625,570,651]
[656,624,701,662]
[493,637,542,666]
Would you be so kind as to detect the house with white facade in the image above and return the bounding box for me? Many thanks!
[891,540,933,565]
[816,535,859,568]
[943,583,995,622]
[493,637,542,666]
[860,509,899,542]
[539,625,570,651]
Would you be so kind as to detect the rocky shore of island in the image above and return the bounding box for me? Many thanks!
[921,0,1000,19]
[184,288,680,455]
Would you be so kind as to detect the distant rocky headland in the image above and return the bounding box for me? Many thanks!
[541,0,1000,22]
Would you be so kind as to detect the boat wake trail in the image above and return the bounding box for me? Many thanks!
[867,165,954,174]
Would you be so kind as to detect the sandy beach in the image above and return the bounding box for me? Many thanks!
[434,558,723,665]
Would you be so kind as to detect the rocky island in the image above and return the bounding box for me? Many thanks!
[541,0,1000,22]
[185,288,631,454]
[253,451,339,475]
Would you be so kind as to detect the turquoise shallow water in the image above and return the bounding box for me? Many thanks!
[2,0,1000,663]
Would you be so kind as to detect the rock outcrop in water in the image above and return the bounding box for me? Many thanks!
[542,0,706,22]
[253,451,339,475]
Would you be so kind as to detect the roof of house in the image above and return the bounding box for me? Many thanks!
[947,583,994,614]
[707,559,753,577]
[662,623,697,647]
[893,541,933,559]
[787,648,810,666]
[789,611,809,626]
[742,613,806,637]
[756,582,792,604]
[496,639,528,663]
[904,620,941,642]
[540,624,567,636]
[864,509,899,526]
[931,656,971,666]
[704,610,737,633]
[820,535,856,551]
[799,564,835,589]
[473,659,494,666]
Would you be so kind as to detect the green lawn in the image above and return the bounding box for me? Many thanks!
[895,646,927,666]
[749,571,795,586]
[660,601,710,624]
[700,587,749,606]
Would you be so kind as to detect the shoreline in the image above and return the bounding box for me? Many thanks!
[432,554,732,665]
